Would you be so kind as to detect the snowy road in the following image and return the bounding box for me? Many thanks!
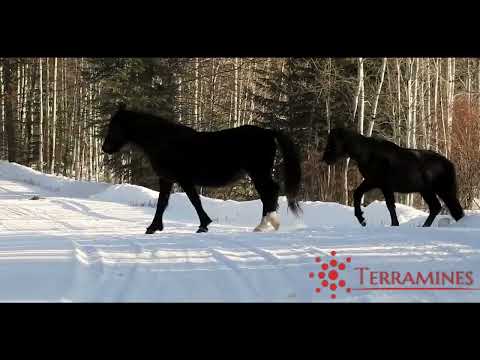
[0,162,480,302]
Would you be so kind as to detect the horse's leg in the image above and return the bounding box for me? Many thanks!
[251,174,280,232]
[353,181,374,226]
[420,191,442,227]
[437,191,465,222]
[381,188,399,226]
[146,179,173,234]
[181,183,212,233]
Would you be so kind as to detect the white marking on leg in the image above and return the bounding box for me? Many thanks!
[254,216,271,232]
[266,211,280,230]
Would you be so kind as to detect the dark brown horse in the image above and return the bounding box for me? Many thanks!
[322,128,464,227]
[102,105,302,233]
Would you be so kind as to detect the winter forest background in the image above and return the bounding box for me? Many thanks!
[1,58,479,210]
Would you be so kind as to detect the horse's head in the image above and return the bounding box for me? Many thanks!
[102,103,130,154]
[322,128,350,165]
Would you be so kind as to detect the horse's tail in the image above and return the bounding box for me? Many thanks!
[438,160,465,221]
[272,130,302,216]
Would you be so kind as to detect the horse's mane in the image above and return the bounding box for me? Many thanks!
[120,109,195,133]
[370,134,399,148]
[338,127,401,151]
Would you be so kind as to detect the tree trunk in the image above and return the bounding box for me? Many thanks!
[440,72,447,156]
[3,59,17,162]
[26,61,37,166]
[249,61,257,124]
[420,59,426,149]
[88,83,93,181]
[194,58,199,128]
[38,58,44,171]
[386,61,397,141]
[434,58,439,152]
[426,58,431,149]
[359,58,365,135]
[0,64,5,158]
[467,59,471,108]
[45,58,50,169]
[234,57,239,127]
[406,58,413,149]
[50,57,57,174]
[353,58,363,124]
[396,59,402,145]
[326,58,332,195]
[446,58,455,156]
[18,63,27,157]
[412,58,419,149]
[478,59,480,115]
[367,58,387,136]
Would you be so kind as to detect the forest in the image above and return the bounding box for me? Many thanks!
[1,57,479,210]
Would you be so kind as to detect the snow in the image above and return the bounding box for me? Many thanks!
[0,160,479,302]
[0,161,110,198]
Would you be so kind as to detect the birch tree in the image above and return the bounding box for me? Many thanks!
[38,58,44,171]
[50,57,57,174]
[367,58,387,136]
[3,59,17,162]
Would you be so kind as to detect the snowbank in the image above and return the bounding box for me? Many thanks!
[2,160,479,229]
[90,185,434,229]
[3,161,480,302]
[0,161,110,198]
[91,183,160,207]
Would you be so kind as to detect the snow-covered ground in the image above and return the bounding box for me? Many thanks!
[0,160,479,302]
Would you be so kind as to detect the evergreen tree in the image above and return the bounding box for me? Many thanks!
[87,58,180,190]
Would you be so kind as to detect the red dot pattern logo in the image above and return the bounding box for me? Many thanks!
[309,250,351,300]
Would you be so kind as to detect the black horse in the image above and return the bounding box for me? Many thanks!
[102,105,302,233]
[322,128,464,227]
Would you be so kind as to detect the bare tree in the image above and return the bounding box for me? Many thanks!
[367,58,387,136]
[50,57,57,174]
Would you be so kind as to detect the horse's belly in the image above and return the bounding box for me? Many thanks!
[193,168,246,187]
[153,165,178,182]
[389,171,426,193]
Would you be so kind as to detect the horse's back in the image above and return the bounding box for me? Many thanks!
[202,125,271,139]
[172,125,277,186]
[387,148,454,192]
[363,139,452,192]
[197,125,276,155]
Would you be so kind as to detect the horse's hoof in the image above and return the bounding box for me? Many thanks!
[270,221,280,231]
[360,221,366,227]
[197,227,208,233]
[253,224,271,232]
[266,212,280,231]
[146,226,162,234]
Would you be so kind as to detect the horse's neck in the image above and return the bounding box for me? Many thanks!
[127,116,193,150]
[127,117,166,146]
[345,133,370,165]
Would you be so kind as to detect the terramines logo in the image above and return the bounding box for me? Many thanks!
[308,251,352,299]
[310,251,480,300]
[354,267,476,291]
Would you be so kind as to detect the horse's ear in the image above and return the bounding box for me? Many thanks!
[117,102,127,111]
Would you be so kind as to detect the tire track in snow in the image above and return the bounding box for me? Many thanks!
[224,235,322,300]
[208,248,261,299]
